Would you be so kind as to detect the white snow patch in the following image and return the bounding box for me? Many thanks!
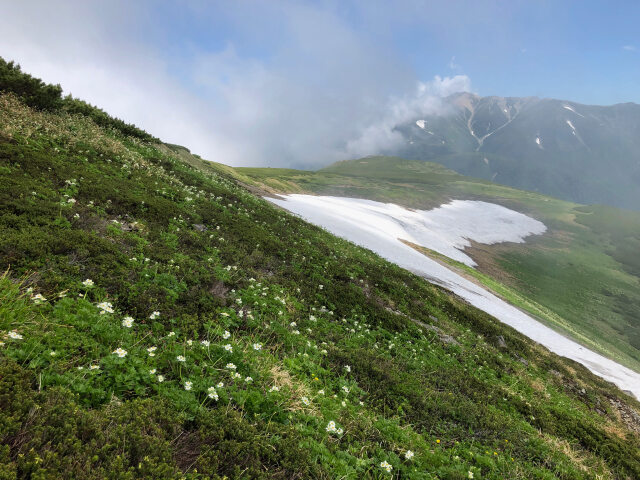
[503,108,508,113]
[268,194,640,398]
[416,119,427,129]
[563,104,585,117]
[535,137,541,145]
[566,119,576,135]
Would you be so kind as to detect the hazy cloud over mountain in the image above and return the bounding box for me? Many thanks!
[0,1,471,167]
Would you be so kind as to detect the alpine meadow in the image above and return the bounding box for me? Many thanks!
[2,56,640,479]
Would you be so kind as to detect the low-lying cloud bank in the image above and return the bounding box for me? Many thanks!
[0,1,471,168]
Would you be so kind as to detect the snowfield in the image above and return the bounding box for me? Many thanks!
[268,194,640,398]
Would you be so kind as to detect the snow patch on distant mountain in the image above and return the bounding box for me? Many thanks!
[563,104,585,117]
[566,119,577,135]
[416,119,427,129]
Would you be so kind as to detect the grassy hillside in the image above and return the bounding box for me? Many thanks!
[238,156,640,373]
[2,65,640,479]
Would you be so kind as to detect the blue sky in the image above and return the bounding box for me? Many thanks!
[1,1,638,166]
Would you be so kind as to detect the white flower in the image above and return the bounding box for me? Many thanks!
[252,343,262,351]
[344,365,351,373]
[341,401,346,407]
[244,376,253,383]
[184,381,192,391]
[468,472,474,479]
[380,461,392,473]
[222,330,231,339]
[301,396,310,406]
[157,375,165,382]
[89,365,100,371]
[326,421,336,433]
[32,293,47,304]
[342,386,350,394]
[233,372,241,379]
[149,311,160,319]
[147,346,157,356]
[208,389,219,400]
[405,450,414,460]
[82,279,94,288]
[309,315,316,321]
[121,316,134,328]
[201,340,210,347]
[7,331,23,340]
[97,302,114,314]
[176,355,186,362]
[149,368,157,374]
[318,284,323,290]
[113,348,127,358]
[317,389,325,395]
[292,330,300,335]
[216,381,224,388]
[226,363,237,370]
[223,344,233,352]
[289,322,297,327]
[167,331,176,337]
[269,385,279,392]
[49,351,57,356]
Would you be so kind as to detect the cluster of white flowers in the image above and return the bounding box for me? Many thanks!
[32,293,47,304]
[147,346,157,356]
[149,311,160,319]
[252,343,262,351]
[184,381,193,391]
[222,330,231,339]
[325,420,343,435]
[82,279,94,288]
[113,347,127,358]
[223,344,233,352]
[207,386,219,400]
[344,365,351,373]
[301,396,310,406]
[226,363,237,370]
[201,340,210,347]
[176,355,186,362]
[379,460,392,473]
[121,316,134,328]
[405,450,414,460]
[7,331,23,340]
[97,302,114,314]
[268,385,279,392]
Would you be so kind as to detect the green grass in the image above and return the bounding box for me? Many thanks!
[1,70,640,479]
[237,156,640,373]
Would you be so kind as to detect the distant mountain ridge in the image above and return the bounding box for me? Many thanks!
[391,92,640,210]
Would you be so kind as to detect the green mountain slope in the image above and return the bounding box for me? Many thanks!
[2,61,640,479]
[238,156,640,373]
[391,93,640,211]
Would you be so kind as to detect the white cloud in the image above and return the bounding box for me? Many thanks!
[345,75,471,157]
[622,45,637,51]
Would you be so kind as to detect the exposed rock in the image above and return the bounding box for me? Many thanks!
[496,335,507,348]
